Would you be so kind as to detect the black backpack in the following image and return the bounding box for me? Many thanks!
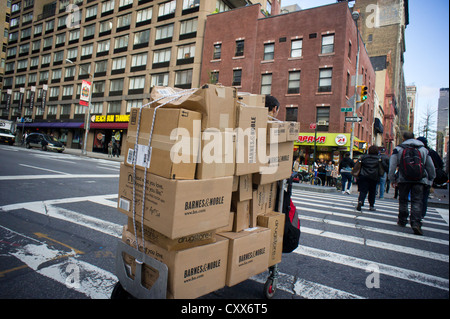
[398,144,425,181]
[278,177,301,253]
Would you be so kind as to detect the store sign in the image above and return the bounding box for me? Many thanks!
[297,135,326,144]
[335,134,347,146]
[91,114,130,123]
[295,133,352,147]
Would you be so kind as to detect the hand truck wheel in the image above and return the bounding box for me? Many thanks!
[263,278,276,299]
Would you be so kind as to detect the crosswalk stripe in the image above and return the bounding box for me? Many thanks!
[301,226,448,262]
[294,245,449,291]
[300,214,449,245]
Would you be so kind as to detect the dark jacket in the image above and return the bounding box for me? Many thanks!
[359,154,389,181]
[339,157,354,173]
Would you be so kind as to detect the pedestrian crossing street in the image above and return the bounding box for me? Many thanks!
[1,188,448,299]
[251,189,449,299]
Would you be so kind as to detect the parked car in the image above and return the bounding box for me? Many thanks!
[25,133,65,153]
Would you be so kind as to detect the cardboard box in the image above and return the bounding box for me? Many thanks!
[237,93,266,108]
[232,176,239,192]
[218,227,271,287]
[267,121,287,144]
[126,107,201,180]
[216,212,234,233]
[230,199,250,232]
[234,104,268,176]
[118,163,232,239]
[265,182,278,213]
[253,141,294,185]
[150,85,236,131]
[257,212,285,267]
[233,174,252,201]
[285,121,300,141]
[196,130,235,179]
[122,227,229,299]
[127,218,215,251]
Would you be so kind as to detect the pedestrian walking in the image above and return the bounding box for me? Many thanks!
[376,149,390,199]
[388,132,436,235]
[108,140,113,158]
[416,136,444,219]
[325,160,334,186]
[339,153,354,194]
[317,159,326,186]
[355,145,389,212]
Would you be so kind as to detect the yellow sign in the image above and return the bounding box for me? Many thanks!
[91,114,130,123]
[294,132,367,152]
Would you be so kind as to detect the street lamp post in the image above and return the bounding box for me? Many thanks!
[350,10,360,160]
[66,59,94,155]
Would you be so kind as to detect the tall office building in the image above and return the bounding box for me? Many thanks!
[0,0,273,154]
[436,87,449,157]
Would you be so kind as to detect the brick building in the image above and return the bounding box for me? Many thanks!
[201,2,376,164]
[1,0,272,154]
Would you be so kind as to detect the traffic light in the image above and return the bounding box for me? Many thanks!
[360,85,368,102]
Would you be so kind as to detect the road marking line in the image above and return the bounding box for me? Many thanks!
[294,245,449,291]
[19,163,71,175]
[301,226,449,262]
[0,174,118,181]
[34,232,84,255]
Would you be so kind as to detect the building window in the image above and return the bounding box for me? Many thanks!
[93,81,105,94]
[81,44,93,56]
[108,101,122,114]
[348,41,352,60]
[263,43,274,61]
[110,78,124,92]
[53,51,64,63]
[112,56,127,70]
[52,69,62,80]
[153,48,171,65]
[65,66,75,78]
[56,33,66,45]
[69,29,80,42]
[291,39,302,58]
[43,37,53,49]
[99,20,113,33]
[129,76,145,90]
[63,85,74,96]
[183,0,200,10]
[180,18,197,38]
[235,40,244,57]
[49,87,60,98]
[136,7,153,23]
[151,72,169,87]
[34,24,43,35]
[114,35,129,49]
[126,100,142,113]
[177,43,195,62]
[134,29,150,45]
[95,60,108,73]
[97,39,110,53]
[260,74,272,95]
[316,107,330,131]
[91,102,103,114]
[233,69,242,86]
[175,69,193,88]
[101,0,115,14]
[158,1,176,18]
[286,107,298,122]
[117,13,131,28]
[321,34,334,54]
[78,63,91,76]
[131,52,148,67]
[155,24,174,42]
[288,71,300,94]
[345,72,350,97]
[318,68,332,92]
[67,47,78,60]
[86,5,98,19]
[213,43,221,60]
[209,71,219,84]
[84,24,96,37]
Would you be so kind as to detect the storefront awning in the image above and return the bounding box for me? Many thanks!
[16,122,83,128]
[86,122,129,129]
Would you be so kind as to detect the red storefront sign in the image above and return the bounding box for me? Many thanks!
[297,135,326,143]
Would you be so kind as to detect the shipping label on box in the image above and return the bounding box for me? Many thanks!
[285,121,300,141]
[118,163,232,239]
[267,121,287,144]
[218,227,270,287]
[257,212,285,267]
[126,107,201,180]
[122,227,229,299]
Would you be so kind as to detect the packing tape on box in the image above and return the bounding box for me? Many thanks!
[130,88,198,257]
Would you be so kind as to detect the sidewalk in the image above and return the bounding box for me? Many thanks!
[292,181,449,209]
[62,147,125,163]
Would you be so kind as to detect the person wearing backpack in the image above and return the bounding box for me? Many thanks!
[339,153,354,194]
[417,136,445,218]
[388,132,436,235]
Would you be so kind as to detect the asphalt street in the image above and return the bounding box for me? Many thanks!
[0,144,448,301]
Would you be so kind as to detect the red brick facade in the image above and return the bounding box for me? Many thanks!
[200,2,376,145]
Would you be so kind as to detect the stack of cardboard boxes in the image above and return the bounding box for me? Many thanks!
[116,84,299,298]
